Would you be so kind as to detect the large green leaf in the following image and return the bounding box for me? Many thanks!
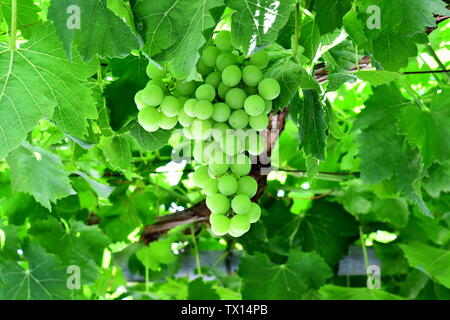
[187,278,220,300]
[99,134,132,171]
[128,121,174,152]
[238,251,332,299]
[135,0,224,79]
[6,142,75,210]
[0,243,70,300]
[424,161,450,198]
[319,285,405,300]
[136,239,176,270]
[354,70,402,86]
[400,243,450,289]
[314,0,352,34]
[362,198,410,228]
[226,0,295,55]
[48,0,141,60]
[0,0,40,39]
[0,24,97,160]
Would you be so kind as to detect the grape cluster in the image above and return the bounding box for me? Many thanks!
[135,30,280,237]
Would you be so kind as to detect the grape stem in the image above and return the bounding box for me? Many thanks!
[9,0,17,51]
[292,2,301,64]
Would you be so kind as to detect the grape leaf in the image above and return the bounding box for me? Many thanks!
[265,57,303,110]
[319,285,405,300]
[135,0,224,79]
[238,251,332,299]
[0,243,70,300]
[0,24,97,160]
[398,90,450,168]
[99,134,132,171]
[136,239,176,270]
[72,171,115,199]
[400,243,450,289]
[424,161,450,198]
[226,0,295,55]
[128,121,174,152]
[354,70,402,86]
[6,142,75,210]
[187,278,220,300]
[314,0,352,35]
[48,0,141,61]
[362,198,410,228]
[0,0,40,39]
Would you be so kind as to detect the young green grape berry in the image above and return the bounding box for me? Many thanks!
[217,81,231,99]
[210,214,230,236]
[242,65,263,87]
[228,229,246,237]
[194,100,214,120]
[246,133,265,156]
[225,88,247,110]
[178,108,194,127]
[208,150,230,176]
[249,113,269,131]
[146,62,167,80]
[231,194,252,215]
[197,58,214,76]
[146,79,166,90]
[214,30,232,51]
[244,95,265,116]
[250,50,269,69]
[193,165,211,188]
[193,141,208,163]
[211,122,230,141]
[159,113,178,130]
[218,175,238,196]
[230,154,251,176]
[248,202,261,223]
[237,176,258,198]
[258,78,280,100]
[138,106,162,132]
[139,84,164,107]
[160,96,182,117]
[134,90,149,110]
[202,178,219,196]
[175,81,197,97]
[216,52,238,72]
[191,119,212,140]
[206,193,230,214]
[183,98,197,117]
[212,102,231,123]
[195,84,216,102]
[220,132,242,156]
[229,214,251,234]
[229,109,249,129]
[205,71,222,88]
[264,99,272,114]
[202,46,220,67]
[222,65,242,87]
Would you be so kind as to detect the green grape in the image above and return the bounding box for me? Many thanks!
[160,96,182,117]
[178,96,189,106]
[208,150,229,176]
[193,165,210,187]
[225,88,247,109]
[216,52,237,71]
[244,86,258,96]
[217,81,231,99]
[197,58,213,76]
[205,71,222,88]
[206,193,230,214]
[210,214,230,236]
[250,50,269,69]
[248,202,261,223]
[222,65,242,87]
[195,84,216,102]
[134,90,149,110]
[211,122,230,141]
[202,178,219,196]
[138,106,162,132]
[227,229,245,237]
[214,30,232,51]
[244,95,265,116]
[175,81,196,96]
[193,141,208,163]
[194,100,214,120]
[237,176,257,198]
[146,62,167,80]
[246,133,265,156]
[141,84,165,107]
[220,132,242,156]
[218,175,238,196]
[264,99,272,114]
[249,113,269,131]
[159,113,178,130]
[229,109,249,129]
[242,65,263,86]
[230,154,251,176]
[183,98,197,117]
[231,194,251,215]
[258,78,280,100]
[212,102,231,122]
[178,108,194,127]
[146,79,165,90]
[202,46,220,67]
[229,214,251,233]
[183,127,193,139]
[191,119,212,140]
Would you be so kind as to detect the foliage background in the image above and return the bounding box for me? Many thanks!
[0,0,449,300]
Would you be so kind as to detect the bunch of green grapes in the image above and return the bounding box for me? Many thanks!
[134,30,281,237]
